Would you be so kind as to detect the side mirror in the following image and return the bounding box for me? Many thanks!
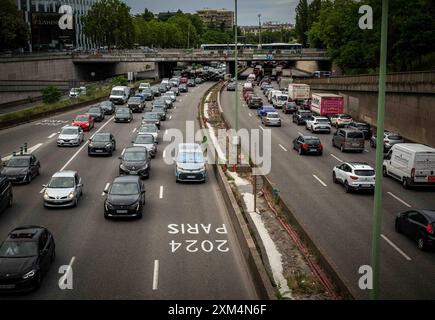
[77,183,83,188]
[118,156,122,160]
[42,184,47,188]
[103,189,108,194]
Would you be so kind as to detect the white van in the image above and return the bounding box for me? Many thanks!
[110,86,129,104]
[268,90,282,104]
[138,82,150,91]
[273,93,288,109]
[383,143,435,188]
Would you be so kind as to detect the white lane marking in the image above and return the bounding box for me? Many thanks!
[163,150,166,158]
[60,117,114,171]
[248,113,252,117]
[102,183,110,196]
[330,153,343,162]
[164,130,168,136]
[387,192,412,208]
[39,188,45,194]
[48,133,57,139]
[159,186,164,199]
[59,256,76,286]
[381,234,412,261]
[313,174,327,187]
[121,148,125,156]
[259,125,264,130]
[279,144,288,152]
[174,106,177,110]
[364,149,370,153]
[152,259,159,290]
[297,132,303,136]
[169,116,172,120]
[2,143,44,161]
[132,128,137,133]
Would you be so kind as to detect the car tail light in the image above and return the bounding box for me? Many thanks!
[411,168,415,179]
[302,144,309,149]
[349,175,359,180]
[317,144,323,149]
[426,223,434,235]
[384,139,389,143]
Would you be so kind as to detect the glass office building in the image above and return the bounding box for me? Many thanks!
[16,0,98,51]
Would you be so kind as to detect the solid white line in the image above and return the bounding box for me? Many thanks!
[330,153,343,162]
[279,144,288,152]
[387,192,412,208]
[174,106,177,109]
[248,113,252,117]
[381,234,412,261]
[159,186,164,199]
[259,125,264,130]
[121,148,125,156]
[1,143,44,162]
[132,127,137,133]
[48,133,57,139]
[152,259,159,290]
[169,115,172,120]
[60,116,114,171]
[102,183,110,196]
[162,150,166,158]
[297,132,303,136]
[313,174,327,187]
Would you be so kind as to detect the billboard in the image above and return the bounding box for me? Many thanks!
[31,12,75,50]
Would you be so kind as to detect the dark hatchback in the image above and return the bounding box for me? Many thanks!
[119,147,151,178]
[292,110,312,125]
[99,101,115,115]
[1,154,40,184]
[86,106,105,122]
[88,133,116,156]
[179,84,188,93]
[346,122,372,139]
[0,175,13,215]
[142,89,154,101]
[395,209,435,251]
[0,226,55,293]
[104,175,145,219]
[114,107,133,123]
[142,112,161,129]
[283,101,298,114]
[293,135,323,155]
[127,97,145,113]
[248,96,263,109]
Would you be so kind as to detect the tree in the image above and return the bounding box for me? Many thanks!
[41,86,62,104]
[141,8,154,21]
[295,0,309,47]
[0,0,29,51]
[82,0,134,48]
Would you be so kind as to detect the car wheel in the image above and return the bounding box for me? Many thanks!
[26,174,32,184]
[298,148,303,156]
[395,220,402,234]
[417,236,427,251]
[402,178,411,189]
[344,181,351,193]
[340,145,345,152]
[332,172,338,183]
[73,197,78,207]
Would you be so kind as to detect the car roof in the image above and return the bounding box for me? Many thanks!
[346,162,373,169]
[52,170,77,177]
[266,112,279,115]
[10,154,33,159]
[124,146,147,153]
[113,175,140,183]
[93,132,110,137]
[301,135,320,139]
[9,225,45,240]
[76,114,90,117]
[419,210,435,221]
[61,125,79,130]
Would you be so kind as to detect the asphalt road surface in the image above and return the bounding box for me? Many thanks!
[0,81,257,299]
[220,78,435,299]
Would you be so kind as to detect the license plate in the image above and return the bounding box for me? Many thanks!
[310,149,317,152]
[0,284,15,289]
[187,175,196,179]
[428,176,435,182]
[116,210,128,214]
[95,150,103,153]
[352,143,360,146]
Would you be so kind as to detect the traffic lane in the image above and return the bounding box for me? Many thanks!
[221,89,435,298]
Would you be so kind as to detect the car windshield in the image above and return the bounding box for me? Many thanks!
[177,151,204,164]
[348,132,364,139]
[75,115,89,121]
[354,170,375,176]
[89,108,100,113]
[340,115,352,119]
[144,113,159,120]
[129,98,141,103]
[279,95,288,101]
[267,114,280,118]
[111,90,124,96]
[48,176,75,188]
[301,114,311,119]
[7,157,30,167]
[139,126,156,133]
[100,102,112,107]
[305,139,321,144]
[153,106,164,111]
[116,109,129,114]
[135,135,154,144]
[92,134,110,142]
[0,241,38,258]
[123,152,146,161]
[356,124,369,129]
[61,128,78,135]
[388,134,402,140]
[110,182,139,195]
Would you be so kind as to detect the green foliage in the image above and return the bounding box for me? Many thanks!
[295,0,309,47]
[0,0,29,51]
[111,76,128,86]
[41,86,62,104]
[82,0,134,48]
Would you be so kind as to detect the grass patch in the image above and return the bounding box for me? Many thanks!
[287,271,325,296]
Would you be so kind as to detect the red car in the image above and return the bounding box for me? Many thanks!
[180,77,188,84]
[72,114,94,131]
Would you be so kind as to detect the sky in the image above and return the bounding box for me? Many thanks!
[122,0,300,25]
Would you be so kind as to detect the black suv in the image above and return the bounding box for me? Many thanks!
[1,154,40,184]
[0,175,13,214]
[88,133,116,156]
[292,110,312,125]
[99,101,115,115]
[395,210,435,251]
[119,147,151,178]
[0,226,55,292]
[248,96,263,109]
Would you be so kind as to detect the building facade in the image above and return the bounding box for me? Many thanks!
[241,22,294,36]
[16,0,98,52]
[196,8,234,29]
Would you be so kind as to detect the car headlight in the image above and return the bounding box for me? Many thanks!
[105,143,112,148]
[129,202,140,210]
[120,164,126,170]
[22,269,36,279]
[105,201,114,211]
[43,191,49,200]
[68,191,75,199]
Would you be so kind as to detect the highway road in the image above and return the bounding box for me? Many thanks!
[0,81,257,299]
[220,76,435,299]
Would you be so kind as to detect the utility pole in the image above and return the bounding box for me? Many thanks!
[233,0,240,169]
[371,0,389,300]
[187,23,190,49]
[258,14,262,46]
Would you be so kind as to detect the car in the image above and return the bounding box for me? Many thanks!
[103,175,145,219]
[179,84,188,93]
[69,87,86,98]
[127,97,145,113]
[88,133,116,156]
[283,101,298,114]
[195,77,203,84]
[99,101,115,115]
[292,110,312,125]
[0,175,13,214]
[109,86,129,104]
[262,84,273,94]
[57,125,84,147]
[332,162,375,193]
[345,122,372,139]
[86,106,105,122]
[151,87,161,97]
[330,114,352,128]
[142,112,161,129]
[165,91,176,103]
[395,209,435,250]
[159,96,173,109]
[72,114,94,131]
[301,98,311,110]
[137,124,159,143]
[114,107,133,123]
[332,128,365,152]
[187,79,196,87]
[227,82,236,91]
[132,134,157,158]
[370,132,404,151]
[248,96,263,109]
[261,112,281,127]
[305,116,332,133]
[292,135,323,155]
[175,143,206,183]
[138,82,150,91]
[257,106,276,117]
[141,88,154,101]
[42,170,83,207]
[1,154,40,184]
[273,93,288,109]
[152,105,167,121]
[119,146,151,178]
[180,77,188,84]
[170,86,180,96]
[0,226,55,292]
[158,84,168,93]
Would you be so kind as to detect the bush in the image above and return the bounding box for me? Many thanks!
[111,76,128,86]
[41,86,62,104]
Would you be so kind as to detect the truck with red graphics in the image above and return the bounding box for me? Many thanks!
[310,93,344,116]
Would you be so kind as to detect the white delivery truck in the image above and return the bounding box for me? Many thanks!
[279,77,293,90]
[109,86,130,105]
[288,83,310,104]
[383,143,435,188]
